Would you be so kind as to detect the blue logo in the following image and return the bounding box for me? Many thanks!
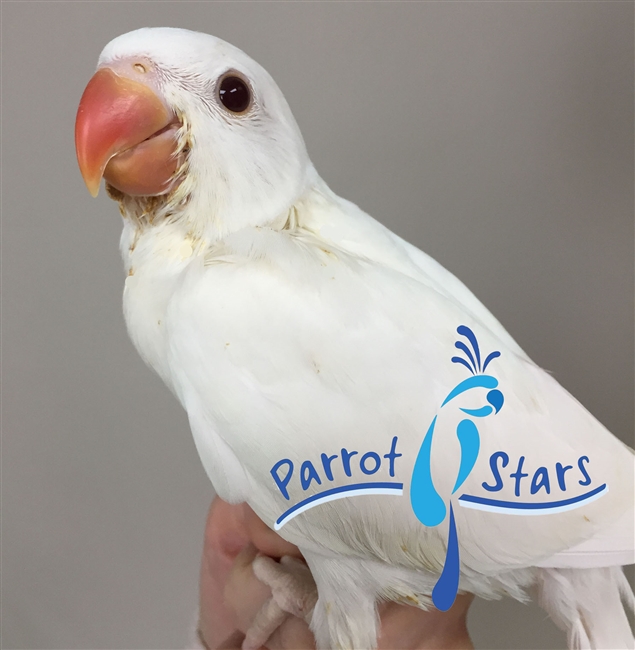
[410,326,608,611]
[268,325,607,612]
[410,325,505,611]
[270,436,403,530]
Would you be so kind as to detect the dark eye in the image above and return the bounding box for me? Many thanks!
[218,74,252,113]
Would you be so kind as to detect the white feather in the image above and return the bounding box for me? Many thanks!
[536,567,634,650]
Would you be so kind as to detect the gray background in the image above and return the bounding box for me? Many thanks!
[2,2,633,649]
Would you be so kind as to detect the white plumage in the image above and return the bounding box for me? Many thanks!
[83,28,633,649]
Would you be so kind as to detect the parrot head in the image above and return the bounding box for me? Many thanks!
[75,28,311,232]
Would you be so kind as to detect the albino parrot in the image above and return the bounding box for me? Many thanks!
[75,27,634,650]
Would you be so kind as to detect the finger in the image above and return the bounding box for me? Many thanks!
[376,594,474,649]
[216,630,247,649]
[241,597,288,650]
[242,505,303,559]
[224,545,274,633]
[199,499,251,648]
[263,614,316,650]
[205,499,251,563]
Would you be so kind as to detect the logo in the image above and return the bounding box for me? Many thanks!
[268,325,608,611]
[270,436,403,530]
[410,326,608,611]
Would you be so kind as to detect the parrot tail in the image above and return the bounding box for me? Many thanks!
[536,566,634,650]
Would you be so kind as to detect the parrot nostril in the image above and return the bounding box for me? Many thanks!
[133,63,147,74]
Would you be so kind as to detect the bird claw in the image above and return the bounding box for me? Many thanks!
[253,555,318,620]
[241,555,318,650]
[241,596,287,650]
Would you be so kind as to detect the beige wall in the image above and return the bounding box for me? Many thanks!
[2,2,633,649]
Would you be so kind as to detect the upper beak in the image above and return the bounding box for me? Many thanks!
[75,67,179,197]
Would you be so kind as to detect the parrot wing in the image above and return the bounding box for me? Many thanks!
[164,195,633,580]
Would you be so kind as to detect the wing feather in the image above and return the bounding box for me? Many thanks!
[165,200,633,576]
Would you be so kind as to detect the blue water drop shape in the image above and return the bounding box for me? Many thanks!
[432,503,460,611]
[451,357,475,375]
[459,405,493,418]
[457,326,481,371]
[482,350,501,372]
[411,417,446,527]
[452,419,480,494]
[454,341,478,373]
[487,389,504,413]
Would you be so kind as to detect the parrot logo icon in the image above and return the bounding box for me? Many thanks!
[410,325,504,612]
[410,325,608,612]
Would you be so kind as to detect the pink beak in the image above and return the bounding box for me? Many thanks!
[75,67,182,197]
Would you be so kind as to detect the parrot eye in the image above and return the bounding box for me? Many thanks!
[217,73,252,114]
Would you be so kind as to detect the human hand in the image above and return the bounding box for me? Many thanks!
[198,498,474,650]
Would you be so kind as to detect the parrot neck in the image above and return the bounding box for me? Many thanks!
[112,164,342,252]
[116,170,339,389]
[109,163,325,244]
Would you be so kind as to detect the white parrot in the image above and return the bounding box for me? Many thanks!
[75,27,634,650]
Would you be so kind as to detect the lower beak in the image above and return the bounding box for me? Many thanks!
[75,67,182,197]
